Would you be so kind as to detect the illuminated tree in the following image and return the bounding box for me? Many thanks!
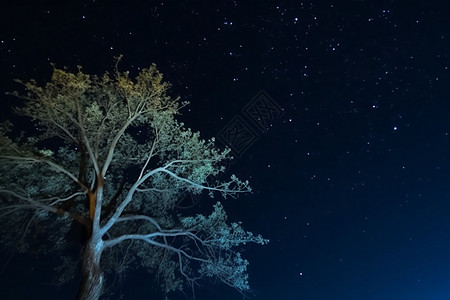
[0,56,268,300]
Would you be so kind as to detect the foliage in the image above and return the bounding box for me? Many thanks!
[0,56,268,298]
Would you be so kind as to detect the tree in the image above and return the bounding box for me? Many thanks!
[0,56,268,300]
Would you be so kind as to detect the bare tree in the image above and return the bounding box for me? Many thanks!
[0,56,268,300]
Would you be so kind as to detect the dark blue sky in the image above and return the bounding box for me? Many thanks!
[1,1,450,299]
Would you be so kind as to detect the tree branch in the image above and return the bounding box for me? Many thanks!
[101,114,139,178]
[0,155,88,191]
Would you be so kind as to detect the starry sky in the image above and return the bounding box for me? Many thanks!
[1,1,450,299]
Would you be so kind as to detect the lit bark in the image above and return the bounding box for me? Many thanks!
[78,235,104,300]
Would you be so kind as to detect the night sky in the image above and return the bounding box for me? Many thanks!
[1,1,450,299]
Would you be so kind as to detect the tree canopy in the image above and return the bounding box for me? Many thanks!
[0,56,268,299]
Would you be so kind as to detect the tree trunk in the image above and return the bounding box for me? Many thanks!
[78,236,104,300]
